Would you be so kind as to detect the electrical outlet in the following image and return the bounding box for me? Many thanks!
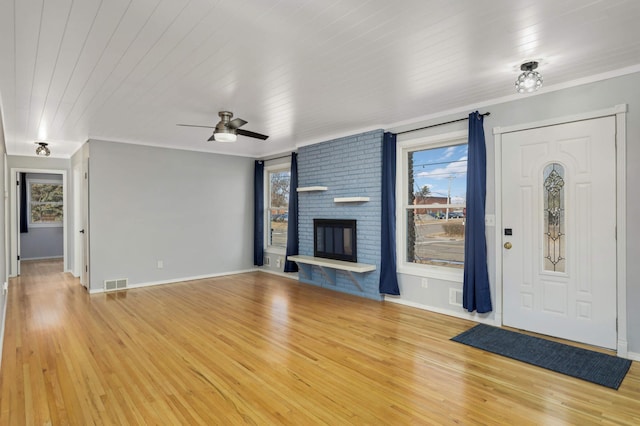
[276,258,282,268]
[421,278,429,289]
[265,256,270,265]
[157,260,163,269]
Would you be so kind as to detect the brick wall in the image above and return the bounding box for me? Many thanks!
[297,129,383,300]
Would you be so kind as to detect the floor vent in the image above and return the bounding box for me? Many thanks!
[104,278,128,292]
[449,288,463,307]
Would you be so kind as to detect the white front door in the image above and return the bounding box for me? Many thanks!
[501,116,617,349]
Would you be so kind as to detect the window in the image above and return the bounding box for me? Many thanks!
[398,132,467,279]
[28,179,63,227]
[266,167,290,249]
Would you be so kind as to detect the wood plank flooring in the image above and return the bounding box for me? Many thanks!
[1,259,639,424]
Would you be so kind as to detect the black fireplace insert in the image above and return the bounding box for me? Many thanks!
[314,219,357,262]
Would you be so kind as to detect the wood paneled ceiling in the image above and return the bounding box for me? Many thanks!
[1,0,639,158]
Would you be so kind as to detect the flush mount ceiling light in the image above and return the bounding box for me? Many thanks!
[35,142,50,157]
[515,61,543,94]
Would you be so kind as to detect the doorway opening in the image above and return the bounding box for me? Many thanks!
[10,168,68,277]
[18,173,64,270]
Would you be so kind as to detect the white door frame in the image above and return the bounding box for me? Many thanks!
[9,168,68,276]
[493,104,627,357]
[81,157,89,288]
[4,154,9,282]
[73,163,83,279]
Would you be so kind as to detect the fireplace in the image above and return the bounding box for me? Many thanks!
[314,219,357,263]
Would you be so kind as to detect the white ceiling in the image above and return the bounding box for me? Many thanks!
[1,0,640,159]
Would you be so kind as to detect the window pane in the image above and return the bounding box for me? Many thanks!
[406,210,465,268]
[268,170,290,248]
[406,144,467,268]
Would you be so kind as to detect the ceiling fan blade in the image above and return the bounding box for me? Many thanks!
[177,124,215,129]
[237,128,269,140]
[227,118,248,129]
[207,134,216,141]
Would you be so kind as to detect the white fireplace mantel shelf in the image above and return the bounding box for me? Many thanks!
[333,197,370,203]
[296,186,328,192]
[286,255,376,291]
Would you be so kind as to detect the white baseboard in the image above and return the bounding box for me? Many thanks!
[21,256,64,261]
[0,282,8,369]
[88,268,259,294]
[626,351,640,362]
[384,296,497,326]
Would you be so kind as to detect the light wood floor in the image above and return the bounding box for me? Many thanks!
[1,260,639,425]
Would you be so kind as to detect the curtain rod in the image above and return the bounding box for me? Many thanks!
[259,112,491,159]
[260,153,293,162]
[397,112,490,135]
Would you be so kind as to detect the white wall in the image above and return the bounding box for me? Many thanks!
[389,72,640,354]
[86,140,255,292]
[0,108,8,366]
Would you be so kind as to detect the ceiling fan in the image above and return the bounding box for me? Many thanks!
[177,111,269,142]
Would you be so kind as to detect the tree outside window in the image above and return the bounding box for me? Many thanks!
[405,144,467,268]
[268,169,290,248]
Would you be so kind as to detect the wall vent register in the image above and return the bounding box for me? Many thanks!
[104,278,128,292]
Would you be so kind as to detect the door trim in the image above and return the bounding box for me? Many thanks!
[73,164,82,278]
[492,104,628,357]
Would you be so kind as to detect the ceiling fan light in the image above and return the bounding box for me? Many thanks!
[515,61,543,94]
[35,142,50,156]
[213,131,237,142]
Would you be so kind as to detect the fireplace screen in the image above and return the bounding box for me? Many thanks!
[314,219,357,262]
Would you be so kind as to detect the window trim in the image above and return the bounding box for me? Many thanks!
[396,130,467,281]
[27,178,64,228]
[264,163,291,254]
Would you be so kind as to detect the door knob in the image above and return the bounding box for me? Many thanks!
[504,242,512,249]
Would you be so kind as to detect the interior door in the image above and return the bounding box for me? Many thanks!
[501,116,617,349]
[81,158,90,288]
[73,164,83,280]
[16,172,21,276]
